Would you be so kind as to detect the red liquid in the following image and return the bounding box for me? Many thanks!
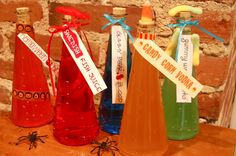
[12,24,53,127]
[53,42,99,146]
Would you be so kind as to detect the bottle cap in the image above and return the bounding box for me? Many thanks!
[168,5,202,17]
[179,12,191,20]
[139,0,155,25]
[16,7,30,15]
[112,7,127,16]
[63,15,73,22]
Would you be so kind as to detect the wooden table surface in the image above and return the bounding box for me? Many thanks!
[0,111,236,156]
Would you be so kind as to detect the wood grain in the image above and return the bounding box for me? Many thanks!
[0,111,236,156]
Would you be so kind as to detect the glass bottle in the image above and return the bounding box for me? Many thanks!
[119,1,168,155]
[99,7,132,134]
[162,12,199,140]
[11,7,53,127]
[53,15,99,146]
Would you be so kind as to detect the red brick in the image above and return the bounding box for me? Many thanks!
[0,58,13,80]
[0,85,11,105]
[9,32,15,54]
[49,3,141,36]
[196,55,229,87]
[192,11,232,44]
[0,35,3,50]
[81,39,100,66]
[0,0,43,22]
[198,92,222,119]
[35,34,62,61]
[193,0,235,5]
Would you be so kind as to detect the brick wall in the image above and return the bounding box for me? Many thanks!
[0,0,235,126]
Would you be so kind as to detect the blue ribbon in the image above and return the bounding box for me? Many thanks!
[168,20,224,61]
[102,14,134,42]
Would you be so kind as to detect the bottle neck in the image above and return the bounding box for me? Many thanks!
[182,26,192,35]
[178,12,192,35]
[178,19,192,35]
[137,24,156,40]
[112,14,126,25]
[16,14,31,25]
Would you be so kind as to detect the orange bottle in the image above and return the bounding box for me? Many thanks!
[119,1,168,155]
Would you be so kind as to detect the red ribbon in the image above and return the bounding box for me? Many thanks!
[47,6,93,97]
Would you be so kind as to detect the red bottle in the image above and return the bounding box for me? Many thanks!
[12,7,53,127]
[53,14,99,146]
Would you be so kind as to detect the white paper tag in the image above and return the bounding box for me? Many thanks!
[176,35,193,103]
[17,33,58,75]
[134,39,203,98]
[60,29,107,95]
[111,26,128,104]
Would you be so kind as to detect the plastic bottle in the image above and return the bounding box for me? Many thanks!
[53,15,99,146]
[99,7,132,134]
[12,7,53,127]
[119,1,168,155]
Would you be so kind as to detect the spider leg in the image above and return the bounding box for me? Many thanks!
[110,146,119,152]
[33,141,37,148]
[29,142,33,150]
[17,136,27,140]
[107,140,117,146]
[16,137,28,145]
[105,137,109,143]
[90,146,99,153]
[37,137,45,143]
[98,148,101,156]
[111,149,115,156]
[91,140,101,145]
[38,135,48,138]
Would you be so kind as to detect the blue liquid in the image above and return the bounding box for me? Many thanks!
[99,35,132,134]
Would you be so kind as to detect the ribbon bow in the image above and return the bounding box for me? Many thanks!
[102,14,134,42]
[168,19,224,61]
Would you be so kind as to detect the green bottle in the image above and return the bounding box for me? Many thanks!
[162,9,201,140]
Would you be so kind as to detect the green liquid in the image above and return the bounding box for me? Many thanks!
[162,69,199,140]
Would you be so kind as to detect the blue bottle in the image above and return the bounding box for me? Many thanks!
[99,7,132,134]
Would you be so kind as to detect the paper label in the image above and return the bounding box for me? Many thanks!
[61,28,107,95]
[134,39,203,98]
[17,33,58,75]
[111,26,128,104]
[176,35,193,103]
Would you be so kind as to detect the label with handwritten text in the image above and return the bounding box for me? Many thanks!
[111,26,128,104]
[134,38,203,98]
[176,35,193,103]
[17,33,58,75]
[61,29,107,95]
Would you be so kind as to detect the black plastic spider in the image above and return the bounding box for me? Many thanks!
[200,117,217,124]
[15,131,48,150]
[90,137,119,156]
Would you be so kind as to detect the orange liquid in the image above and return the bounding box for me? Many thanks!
[119,51,168,155]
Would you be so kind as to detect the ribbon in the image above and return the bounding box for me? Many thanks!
[168,19,224,61]
[102,14,134,42]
